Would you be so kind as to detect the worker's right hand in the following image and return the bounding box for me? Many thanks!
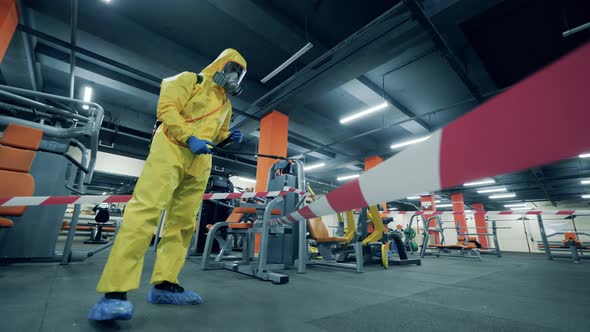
[186,136,214,155]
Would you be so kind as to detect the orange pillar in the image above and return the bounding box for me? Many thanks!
[364,156,383,171]
[451,193,468,237]
[254,111,288,253]
[471,203,489,247]
[364,156,386,213]
[255,111,289,192]
[420,195,440,244]
[0,0,18,63]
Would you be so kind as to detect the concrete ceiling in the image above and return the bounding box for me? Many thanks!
[1,0,589,205]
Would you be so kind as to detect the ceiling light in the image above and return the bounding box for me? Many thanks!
[504,203,526,208]
[236,177,256,184]
[464,179,496,186]
[582,179,590,185]
[102,192,107,195]
[261,42,313,84]
[477,187,507,194]
[406,196,421,200]
[583,194,590,199]
[390,135,431,150]
[337,174,360,181]
[340,102,388,124]
[387,207,398,211]
[511,207,532,211]
[82,86,93,110]
[489,193,516,199]
[304,162,326,171]
[562,21,590,37]
[434,200,441,203]
[464,210,472,213]
[579,153,590,158]
[436,204,453,208]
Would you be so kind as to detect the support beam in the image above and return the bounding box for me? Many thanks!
[402,0,483,102]
[356,75,432,132]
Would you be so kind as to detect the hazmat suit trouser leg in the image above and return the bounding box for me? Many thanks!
[150,170,209,285]
[96,132,194,293]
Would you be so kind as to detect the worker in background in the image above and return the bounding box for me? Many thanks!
[88,49,247,321]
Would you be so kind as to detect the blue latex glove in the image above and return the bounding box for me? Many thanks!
[229,129,243,143]
[187,136,214,155]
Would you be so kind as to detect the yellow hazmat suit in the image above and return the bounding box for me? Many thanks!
[97,49,247,292]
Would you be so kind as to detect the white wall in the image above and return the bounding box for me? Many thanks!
[68,147,144,177]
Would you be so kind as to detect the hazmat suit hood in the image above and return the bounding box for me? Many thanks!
[202,48,247,79]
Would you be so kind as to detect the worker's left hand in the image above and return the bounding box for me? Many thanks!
[230,129,243,143]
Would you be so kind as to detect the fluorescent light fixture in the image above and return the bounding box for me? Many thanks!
[563,22,590,37]
[489,193,516,199]
[340,102,388,124]
[406,196,421,200]
[236,177,256,184]
[387,207,398,211]
[464,179,496,186]
[82,86,93,110]
[436,204,453,208]
[304,162,325,171]
[102,192,107,195]
[477,187,507,194]
[390,135,431,150]
[434,200,441,204]
[504,203,526,208]
[261,42,313,84]
[337,174,360,181]
[464,210,472,213]
[511,207,532,211]
[579,153,590,158]
[582,179,590,185]
[583,194,590,199]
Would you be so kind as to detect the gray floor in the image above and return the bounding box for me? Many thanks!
[1,246,588,332]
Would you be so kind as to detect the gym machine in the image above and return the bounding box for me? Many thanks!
[0,85,108,263]
[415,213,503,260]
[536,214,590,264]
[201,160,307,284]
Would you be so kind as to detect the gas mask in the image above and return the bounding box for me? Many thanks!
[213,61,246,96]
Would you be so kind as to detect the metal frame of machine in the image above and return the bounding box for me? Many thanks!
[0,85,105,264]
[201,160,308,283]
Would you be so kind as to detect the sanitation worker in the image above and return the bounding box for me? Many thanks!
[89,49,247,321]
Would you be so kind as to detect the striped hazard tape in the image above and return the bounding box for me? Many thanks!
[0,186,311,207]
[273,42,590,225]
[388,210,590,217]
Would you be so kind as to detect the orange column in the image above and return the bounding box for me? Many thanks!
[0,0,18,63]
[471,203,489,247]
[364,156,386,213]
[420,195,440,244]
[254,111,288,252]
[255,111,289,192]
[451,193,468,237]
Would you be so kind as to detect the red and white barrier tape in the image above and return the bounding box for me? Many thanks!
[0,186,310,207]
[273,42,590,225]
[387,210,590,217]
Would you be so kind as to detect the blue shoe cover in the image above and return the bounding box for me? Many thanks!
[147,287,203,305]
[88,297,134,321]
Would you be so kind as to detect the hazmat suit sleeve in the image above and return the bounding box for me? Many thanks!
[214,107,232,144]
[156,72,197,143]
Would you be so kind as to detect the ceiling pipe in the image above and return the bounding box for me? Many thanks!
[16,0,39,92]
[68,0,78,98]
